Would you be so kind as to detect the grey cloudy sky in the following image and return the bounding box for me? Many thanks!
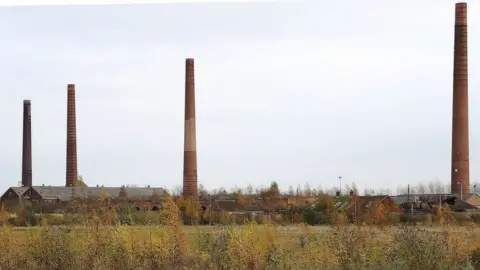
[1,0,479,194]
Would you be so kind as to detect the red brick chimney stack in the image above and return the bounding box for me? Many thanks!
[183,58,198,197]
[451,2,470,195]
[22,100,32,187]
[66,84,78,187]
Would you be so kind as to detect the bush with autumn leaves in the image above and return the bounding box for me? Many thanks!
[0,194,479,269]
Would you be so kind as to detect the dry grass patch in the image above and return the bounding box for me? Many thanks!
[0,209,479,269]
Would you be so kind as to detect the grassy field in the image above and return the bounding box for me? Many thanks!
[1,197,480,269]
[1,223,480,269]
[9,223,479,246]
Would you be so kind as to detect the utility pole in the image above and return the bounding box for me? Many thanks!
[458,180,464,200]
[408,184,413,213]
[407,184,410,203]
[338,176,342,195]
[439,194,442,212]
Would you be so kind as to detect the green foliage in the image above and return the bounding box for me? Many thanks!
[116,205,134,225]
[303,206,331,225]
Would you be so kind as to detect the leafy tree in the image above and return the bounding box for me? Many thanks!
[99,188,109,202]
[245,184,254,196]
[288,185,294,196]
[217,188,227,195]
[269,182,280,197]
[185,199,201,224]
[198,184,208,198]
[296,185,303,196]
[77,175,88,188]
[172,186,183,196]
[303,206,330,225]
[234,191,247,205]
[417,183,426,194]
[315,195,334,214]
[304,183,312,197]
[364,188,375,196]
[117,205,134,225]
[118,185,128,201]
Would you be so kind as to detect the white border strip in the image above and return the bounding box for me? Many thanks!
[0,0,295,6]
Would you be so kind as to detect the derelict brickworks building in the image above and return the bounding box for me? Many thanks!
[0,2,476,205]
[1,59,198,205]
[451,3,470,195]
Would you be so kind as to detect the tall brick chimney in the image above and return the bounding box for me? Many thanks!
[21,100,32,187]
[183,58,198,197]
[66,84,78,187]
[451,2,469,195]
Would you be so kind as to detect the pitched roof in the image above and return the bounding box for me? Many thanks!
[463,193,480,201]
[450,199,478,211]
[204,199,264,213]
[393,194,454,205]
[334,201,350,210]
[334,195,401,213]
[354,195,390,208]
[11,187,29,196]
[392,193,479,211]
[0,187,30,200]
[30,186,165,202]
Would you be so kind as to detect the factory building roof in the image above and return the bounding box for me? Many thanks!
[1,185,165,202]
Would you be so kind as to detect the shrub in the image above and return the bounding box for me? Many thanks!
[387,225,465,269]
[471,248,480,269]
[470,213,480,224]
[0,203,477,269]
[399,213,423,225]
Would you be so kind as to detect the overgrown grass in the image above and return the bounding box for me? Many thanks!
[0,198,479,269]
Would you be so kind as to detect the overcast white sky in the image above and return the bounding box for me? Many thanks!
[0,0,479,194]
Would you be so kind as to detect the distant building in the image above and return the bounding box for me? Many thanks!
[333,195,402,216]
[0,187,30,203]
[199,199,264,216]
[391,193,480,213]
[464,193,480,209]
[0,186,165,212]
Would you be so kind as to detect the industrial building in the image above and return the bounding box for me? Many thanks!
[0,3,478,213]
[1,58,197,210]
[1,186,164,203]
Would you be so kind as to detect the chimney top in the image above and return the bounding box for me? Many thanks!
[23,100,31,104]
[186,58,194,62]
[455,2,467,26]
